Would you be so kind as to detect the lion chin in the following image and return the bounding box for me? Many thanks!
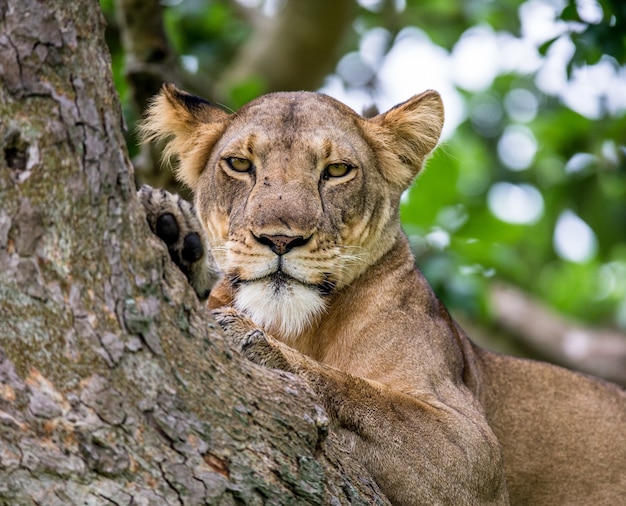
[233,271,327,343]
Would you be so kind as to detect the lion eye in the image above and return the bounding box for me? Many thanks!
[324,162,353,179]
[225,157,252,172]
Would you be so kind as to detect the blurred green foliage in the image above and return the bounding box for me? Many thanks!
[404,95,626,325]
[101,0,626,330]
[161,0,249,76]
[392,0,626,329]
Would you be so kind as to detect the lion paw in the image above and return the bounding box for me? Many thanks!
[212,307,292,370]
[138,185,220,299]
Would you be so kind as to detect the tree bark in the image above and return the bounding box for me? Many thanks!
[0,1,388,504]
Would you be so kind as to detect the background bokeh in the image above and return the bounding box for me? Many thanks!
[101,0,626,381]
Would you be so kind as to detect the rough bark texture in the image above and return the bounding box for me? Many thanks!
[0,1,388,504]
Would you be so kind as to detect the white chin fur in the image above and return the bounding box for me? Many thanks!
[234,279,326,343]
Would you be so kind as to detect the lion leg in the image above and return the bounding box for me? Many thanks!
[213,307,509,505]
[138,185,220,299]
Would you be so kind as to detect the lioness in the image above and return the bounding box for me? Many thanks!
[139,84,626,505]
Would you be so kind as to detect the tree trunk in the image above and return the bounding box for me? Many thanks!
[0,1,388,504]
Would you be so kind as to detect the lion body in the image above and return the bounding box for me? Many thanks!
[141,84,626,505]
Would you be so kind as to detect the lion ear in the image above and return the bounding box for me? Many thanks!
[138,83,229,188]
[368,90,444,189]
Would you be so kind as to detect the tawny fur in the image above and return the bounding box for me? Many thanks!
[140,84,626,506]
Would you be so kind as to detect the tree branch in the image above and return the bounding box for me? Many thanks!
[217,0,356,96]
[113,0,189,193]
[0,1,389,502]
[488,283,626,386]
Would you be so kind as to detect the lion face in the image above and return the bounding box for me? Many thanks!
[142,85,443,340]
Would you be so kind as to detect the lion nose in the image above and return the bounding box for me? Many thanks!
[254,234,309,256]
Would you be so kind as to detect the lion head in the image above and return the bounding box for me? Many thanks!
[141,84,443,341]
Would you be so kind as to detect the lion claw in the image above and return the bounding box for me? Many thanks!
[212,307,292,370]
